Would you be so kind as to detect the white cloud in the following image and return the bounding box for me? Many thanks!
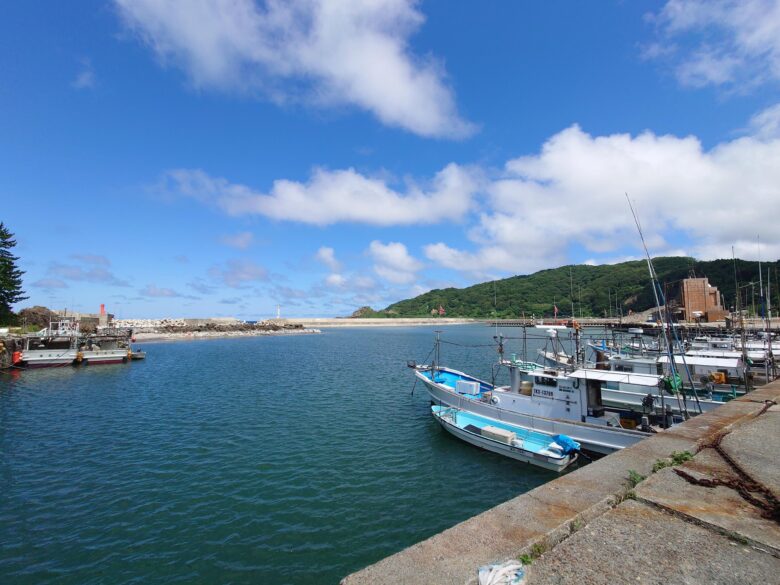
[749,102,780,139]
[324,273,347,288]
[209,259,268,288]
[166,163,479,226]
[47,259,130,287]
[140,284,195,298]
[425,124,780,276]
[220,231,254,249]
[352,275,377,290]
[424,242,516,278]
[114,0,474,138]
[368,240,422,284]
[648,0,780,89]
[315,246,340,271]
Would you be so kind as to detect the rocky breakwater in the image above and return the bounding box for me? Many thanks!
[116,319,322,342]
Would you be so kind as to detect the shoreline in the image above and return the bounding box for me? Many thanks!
[283,318,478,328]
[133,328,322,343]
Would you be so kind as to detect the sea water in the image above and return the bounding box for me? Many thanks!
[0,325,554,584]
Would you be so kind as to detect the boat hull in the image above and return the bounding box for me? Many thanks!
[79,350,128,365]
[20,350,77,368]
[418,372,647,455]
[434,414,575,472]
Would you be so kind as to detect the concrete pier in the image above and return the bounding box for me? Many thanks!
[341,382,780,584]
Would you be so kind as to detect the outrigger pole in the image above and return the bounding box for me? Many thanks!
[625,194,696,421]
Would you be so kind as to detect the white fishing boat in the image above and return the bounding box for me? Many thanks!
[77,335,130,365]
[431,405,579,472]
[16,319,132,368]
[414,363,649,455]
[19,320,80,368]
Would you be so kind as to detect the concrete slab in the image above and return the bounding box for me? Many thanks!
[736,385,780,403]
[662,399,769,443]
[636,465,780,554]
[720,409,780,499]
[526,500,780,585]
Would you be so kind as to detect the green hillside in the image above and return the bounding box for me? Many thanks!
[367,257,780,319]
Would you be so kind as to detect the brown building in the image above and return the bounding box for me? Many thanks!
[679,277,728,322]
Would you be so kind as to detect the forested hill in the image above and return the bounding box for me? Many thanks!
[367,257,780,319]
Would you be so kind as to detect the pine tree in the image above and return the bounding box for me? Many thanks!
[0,222,27,323]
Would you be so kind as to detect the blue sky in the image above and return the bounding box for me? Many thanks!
[2,1,780,318]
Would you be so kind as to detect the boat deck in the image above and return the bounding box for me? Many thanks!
[420,368,493,397]
[434,406,564,456]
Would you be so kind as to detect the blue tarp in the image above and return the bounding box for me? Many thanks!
[552,434,580,455]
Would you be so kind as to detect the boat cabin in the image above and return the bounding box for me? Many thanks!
[505,364,622,427]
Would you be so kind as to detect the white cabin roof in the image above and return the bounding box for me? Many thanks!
[569,369,661,387]
[686,349,764,360]
[658,355,741,367]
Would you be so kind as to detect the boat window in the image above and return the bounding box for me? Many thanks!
[614,364,633,372]
[534,376,558,387]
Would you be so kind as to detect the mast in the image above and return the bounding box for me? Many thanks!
[733,247,750,391]
[626,194,689,421]
[769,267,776,379]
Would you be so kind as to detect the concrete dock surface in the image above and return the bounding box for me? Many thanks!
[342,382,780,585]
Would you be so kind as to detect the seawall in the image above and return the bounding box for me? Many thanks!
[342,381,780,584]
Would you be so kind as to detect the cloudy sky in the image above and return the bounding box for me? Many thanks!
[3,0,780,318]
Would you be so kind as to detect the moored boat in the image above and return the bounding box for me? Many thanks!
[414,364,650,455]
[431,405,579,472]
[18,320,80,368]
[12,319,135,369]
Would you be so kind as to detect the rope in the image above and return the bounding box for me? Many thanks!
[439,340,497,348]
[410,344,436,396]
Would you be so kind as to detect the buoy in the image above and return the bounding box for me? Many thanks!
[12,351,22,364]
[75,351,83,363]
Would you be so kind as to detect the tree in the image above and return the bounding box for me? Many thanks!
[0,222,27,323]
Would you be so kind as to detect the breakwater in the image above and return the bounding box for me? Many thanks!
[342,380,780,584]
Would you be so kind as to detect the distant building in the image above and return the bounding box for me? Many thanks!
[55,308,114,329]
[678,277,728,322]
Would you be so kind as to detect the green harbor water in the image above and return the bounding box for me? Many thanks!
[0,325,555,584]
